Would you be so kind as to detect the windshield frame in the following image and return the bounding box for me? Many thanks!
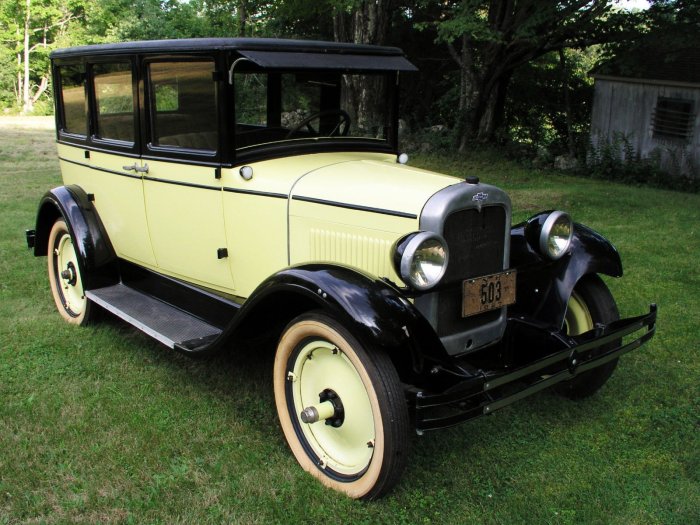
[228,57,401,164]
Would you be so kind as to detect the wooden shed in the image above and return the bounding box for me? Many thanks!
[589,48,700,178]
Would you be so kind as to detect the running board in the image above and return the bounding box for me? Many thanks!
[86,283,222,350]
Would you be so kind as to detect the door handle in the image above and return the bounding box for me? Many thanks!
[122,163,149,174]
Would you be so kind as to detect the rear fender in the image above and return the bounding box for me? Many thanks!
[34,185,117,288]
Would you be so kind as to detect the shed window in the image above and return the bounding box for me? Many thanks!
[652,97,694,140]
[58,64,87,136]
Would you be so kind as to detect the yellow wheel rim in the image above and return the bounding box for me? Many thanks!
[55,232,86,317]
[565,290,593,335]
[291,340,375,476]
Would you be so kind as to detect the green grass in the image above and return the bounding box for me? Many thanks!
[1,118,698,524]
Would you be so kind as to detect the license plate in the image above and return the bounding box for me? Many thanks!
[462,270,516,318]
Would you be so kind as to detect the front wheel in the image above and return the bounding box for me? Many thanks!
[273,312,409,499]
[47,218,94,325]
[555,274,620,399]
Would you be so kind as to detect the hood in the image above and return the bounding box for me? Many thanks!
[290,155,459,218]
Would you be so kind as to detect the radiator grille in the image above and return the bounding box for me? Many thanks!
[437,206,507,337]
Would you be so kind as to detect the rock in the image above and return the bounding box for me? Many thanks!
[554,155,578,171]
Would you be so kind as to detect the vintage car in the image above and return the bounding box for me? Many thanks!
[26,38,656,499]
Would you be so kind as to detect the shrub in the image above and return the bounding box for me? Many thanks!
[582,132,699,193]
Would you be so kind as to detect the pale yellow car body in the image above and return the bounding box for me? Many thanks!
[57,144,458,298]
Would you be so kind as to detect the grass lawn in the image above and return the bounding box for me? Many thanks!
[1,117,698,524]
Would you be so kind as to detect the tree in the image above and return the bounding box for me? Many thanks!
[426,0,629,149]
[331,0,393,44]
[601,0,700,63]
[0,0,84,113]
[505,47,596,156]
[331,1,395,132]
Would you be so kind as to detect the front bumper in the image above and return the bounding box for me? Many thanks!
[414,304,657,432]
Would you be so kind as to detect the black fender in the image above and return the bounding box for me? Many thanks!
[223,264,449,384]
[34,185,117,289]
[510,212,623,328]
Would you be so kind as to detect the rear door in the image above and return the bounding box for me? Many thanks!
[55,58,156,267]
[89,59,156,266]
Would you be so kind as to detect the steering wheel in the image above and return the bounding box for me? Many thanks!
[285,109,351,139]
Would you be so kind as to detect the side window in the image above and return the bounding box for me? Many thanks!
[235,73,267,126]
[93,62,135,143]
[232,71,390,151]
[58,64,87,136]
[149,60,218,151]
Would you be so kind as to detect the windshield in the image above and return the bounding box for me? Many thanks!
[233,70,393,151]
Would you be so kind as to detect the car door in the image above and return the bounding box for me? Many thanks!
[141,58,235,291]
[89,59,158,267]
[55,58,156,267]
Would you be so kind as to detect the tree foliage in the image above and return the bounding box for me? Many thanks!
[0,0,693,158]
[418,1,638,148]
[0,0,87,112]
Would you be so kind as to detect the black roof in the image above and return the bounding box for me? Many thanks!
[50,37,407,58]
[50,37,418,72]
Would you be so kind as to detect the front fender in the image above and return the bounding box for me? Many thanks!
[510,213,623,328]
[34,185,117,288]
[227,264,448,383]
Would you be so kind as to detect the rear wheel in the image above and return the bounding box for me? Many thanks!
[273,312,409,499]
[47,219,93,325]
[556,274,620,399]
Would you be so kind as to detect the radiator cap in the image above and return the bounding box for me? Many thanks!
[465,175,480,184]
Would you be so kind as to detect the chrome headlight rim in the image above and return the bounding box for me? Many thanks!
[396,231,449,291]
[539,210,573,260]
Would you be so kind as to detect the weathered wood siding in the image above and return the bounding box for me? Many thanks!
[590,78,700,177]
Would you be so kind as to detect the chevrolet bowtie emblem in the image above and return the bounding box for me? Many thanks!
[472,192,489,202]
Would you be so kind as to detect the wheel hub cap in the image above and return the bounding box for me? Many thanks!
[291,340,375,475]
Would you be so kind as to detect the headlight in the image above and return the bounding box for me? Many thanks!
[539,211,573,260]
[393,232,449,291]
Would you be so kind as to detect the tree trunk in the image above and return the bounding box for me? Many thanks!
[16,55,22,108]
[333,1,392,134]
[477,72,510,141]
[32,76,49,104]
[23,0,32,113]
[236,0,248,37]
[559,49,576,156]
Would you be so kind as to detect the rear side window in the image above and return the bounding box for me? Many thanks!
[58,64,87,136]
[93,62,135,143]
[148,60,218,151]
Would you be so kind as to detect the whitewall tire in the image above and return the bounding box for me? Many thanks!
[273,312,409,499]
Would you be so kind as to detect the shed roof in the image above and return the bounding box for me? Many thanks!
[592,47,700,87]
